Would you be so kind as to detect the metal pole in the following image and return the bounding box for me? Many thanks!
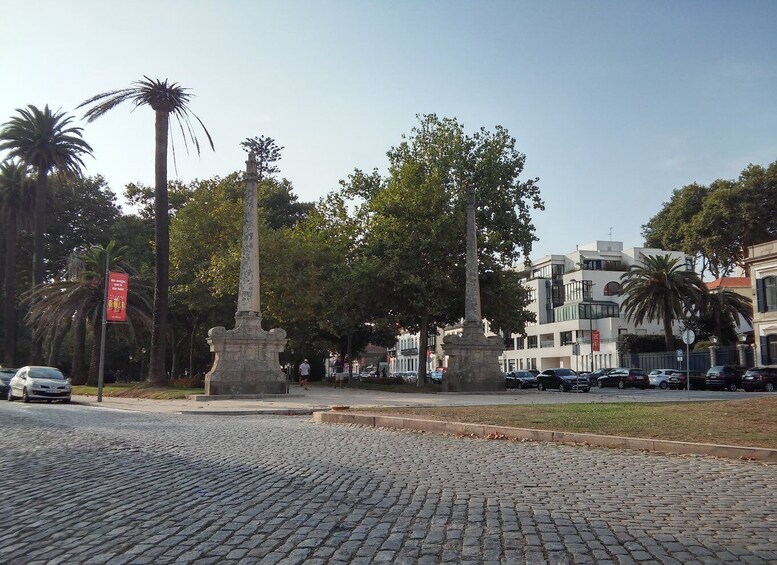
[97,249,109,402]
[686,335,691,401]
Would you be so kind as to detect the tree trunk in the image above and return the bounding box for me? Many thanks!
[148,109,170,386]
[70,311,87,385]
[417,315,429,387]
[3,214,18,366]
[188,318,199,378]
[47,317,70,367]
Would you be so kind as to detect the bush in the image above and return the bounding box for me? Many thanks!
[617,333,683,354]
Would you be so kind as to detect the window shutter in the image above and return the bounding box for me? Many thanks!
[760,336,770,365]
[756,279,766,313]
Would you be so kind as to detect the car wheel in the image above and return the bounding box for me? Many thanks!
[597,381,604,389]
[558,382,566,393]
[46,399,52,403]
[7,388,14,401]
[517,382,524,390]
[62,398,71,404]
[582,388,590,393]
[537,382,545,391]
[22,388,30,403]
[728,383,738,392]
[617,381,625,390]
[659,381,668,390]
[766,383,775,393]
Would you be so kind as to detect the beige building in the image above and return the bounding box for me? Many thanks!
[746,240,777,366]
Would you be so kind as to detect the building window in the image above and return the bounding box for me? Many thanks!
[767,276,777,311]
[603,281,621,296]
[540,333,554,348]
[527,336,538,349]
[560,331,574,346]
[516,337,524,350]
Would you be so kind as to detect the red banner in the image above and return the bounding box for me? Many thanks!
[106,272,129,322]
[592,330,601,352]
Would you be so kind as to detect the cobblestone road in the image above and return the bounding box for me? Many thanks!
[1,403,776,564]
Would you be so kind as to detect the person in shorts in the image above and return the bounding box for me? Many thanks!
[299,359,311,390]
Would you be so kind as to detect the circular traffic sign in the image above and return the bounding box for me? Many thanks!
[682,329,696,345]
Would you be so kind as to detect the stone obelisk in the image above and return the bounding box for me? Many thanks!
[204,152,288,396]
[441,182,505,392]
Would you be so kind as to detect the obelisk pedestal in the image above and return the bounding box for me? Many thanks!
[442,182,505,392]
[203,151,288,396]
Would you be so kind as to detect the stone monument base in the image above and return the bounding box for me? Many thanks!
[442,321,505,392]
[205,313,288,395]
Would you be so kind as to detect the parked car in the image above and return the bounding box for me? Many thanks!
[705,365,745,391]
[597,368,649,389]
[0,367,18,399]
[537,368,590,392]
[506,370,538,389]
[527,369,540,377]
[585,368,615,386]
[7,366,72,403]
[648,369,677,389]
[741,367,777,392]
[667,371,706,390]
[430,370,444,384]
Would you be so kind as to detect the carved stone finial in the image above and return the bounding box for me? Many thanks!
[246,152,258,179]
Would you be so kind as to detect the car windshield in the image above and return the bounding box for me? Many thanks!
[555,369,576,376]
[28,367,65,380]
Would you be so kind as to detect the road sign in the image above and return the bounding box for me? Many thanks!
[676,348,683,362]
[682,329,696,345]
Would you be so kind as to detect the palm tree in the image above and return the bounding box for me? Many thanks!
[705,289,753,344]
[620,254,708,351]
[0,106,93,287]
[78,77,214,386]
[0,160,33,366]
[0,105,93,363]
[26,241,152,385]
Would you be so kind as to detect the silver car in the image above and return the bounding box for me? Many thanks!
[648,369,676,390]
[7,366,72,403]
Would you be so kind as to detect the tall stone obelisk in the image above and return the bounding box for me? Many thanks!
[204,152,288,396]
[441,182,505,392]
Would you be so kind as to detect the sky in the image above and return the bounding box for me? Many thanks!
[2,0,776,262]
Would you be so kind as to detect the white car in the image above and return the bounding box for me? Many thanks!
[648,369,677,390]
[7,366,72,403]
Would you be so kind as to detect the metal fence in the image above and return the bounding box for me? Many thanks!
[619,346,754,372]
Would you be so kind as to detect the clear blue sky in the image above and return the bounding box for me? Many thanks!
[2,0,776,261]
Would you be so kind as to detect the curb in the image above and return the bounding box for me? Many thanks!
[177,409,318,416]
[313,411,777,464]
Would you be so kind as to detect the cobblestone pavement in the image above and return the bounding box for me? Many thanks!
[1,403,776,564]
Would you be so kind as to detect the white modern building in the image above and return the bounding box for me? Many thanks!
[500,241,691,373]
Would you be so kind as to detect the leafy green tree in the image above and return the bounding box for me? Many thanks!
[356,114,543,383]
[0,160,33,365]
[79,77,214,385]
[46,175,121,277]
[25,242,152,384]
[643,160,777,277]
[619,254,708,351]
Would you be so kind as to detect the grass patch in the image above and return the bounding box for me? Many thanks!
[73,382,204,400]
[363,397,777,449]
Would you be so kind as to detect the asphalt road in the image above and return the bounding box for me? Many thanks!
[2,401,776,564]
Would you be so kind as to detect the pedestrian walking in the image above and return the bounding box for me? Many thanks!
[299,359,311,390]
[334,358,344,388]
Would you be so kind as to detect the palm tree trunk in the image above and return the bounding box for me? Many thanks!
[663,312,674,352]
[71,311,87,385]
[148,109,170,386]
[3,215,18,366]
[87,315,101,386]
[29,170,49,364]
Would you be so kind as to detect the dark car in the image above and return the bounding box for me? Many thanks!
[667,371,706,390]
[741,367,777,392]
[537,368,590,393]
[0,367,18,398]
[585,367,615,387]
[705,365,745,391]
[506,370,538,389]
[597,368,649,389]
